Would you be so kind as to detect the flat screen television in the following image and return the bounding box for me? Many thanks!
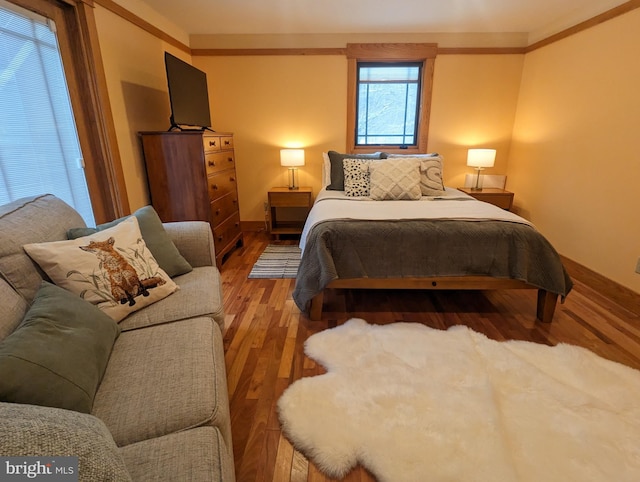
[164,52,212,130]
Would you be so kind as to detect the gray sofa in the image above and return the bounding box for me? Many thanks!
[0,194,235,481]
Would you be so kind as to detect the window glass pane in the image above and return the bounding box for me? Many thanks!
[356,63,421,146]
[359,66,420,82]
[0,3,95,225]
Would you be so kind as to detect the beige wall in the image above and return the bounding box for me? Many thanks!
[93,5,190,211]
[509,9,640,293]
[193,53,524,222]
[429,54,523,187]
[192,55,347,223]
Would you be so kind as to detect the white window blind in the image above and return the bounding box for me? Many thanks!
[0,0,95,225]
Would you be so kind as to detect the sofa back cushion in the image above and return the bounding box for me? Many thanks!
[0,194,85,303]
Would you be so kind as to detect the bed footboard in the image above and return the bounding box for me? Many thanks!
[307,277,559,323]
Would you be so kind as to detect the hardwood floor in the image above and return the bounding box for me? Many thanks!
[220,231,640,482]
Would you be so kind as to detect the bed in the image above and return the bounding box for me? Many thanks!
[292,183,573,323]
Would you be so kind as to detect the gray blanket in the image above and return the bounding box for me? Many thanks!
[292,219,573,313]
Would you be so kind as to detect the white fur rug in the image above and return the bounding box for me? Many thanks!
[277,319,640,481]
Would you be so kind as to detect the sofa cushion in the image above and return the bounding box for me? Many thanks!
[120,426,234,482]
[118,266,225,332]
[23,217,178,322]
[0,279,28,342]
[0,282,120,413]
[0,194,85,302]
[68,205,193,278]
[0,402,131,481]
[92,317,232,451]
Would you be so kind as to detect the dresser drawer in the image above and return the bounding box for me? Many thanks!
[207,170,237,201]
[213,213,241,254]
[210,193,239,227]
[202,135,221,153]
[220,136,234,150]
[205,151,235,175]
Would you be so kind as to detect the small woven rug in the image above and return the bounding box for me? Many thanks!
[248,245,301,279]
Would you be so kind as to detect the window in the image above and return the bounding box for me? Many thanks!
[356,62,422,147]
[347,43,437,154]
[1,0,128,223]
[0,1,94,224]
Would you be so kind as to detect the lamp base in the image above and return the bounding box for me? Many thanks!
[471,167,485,191]
[287,167,299,190]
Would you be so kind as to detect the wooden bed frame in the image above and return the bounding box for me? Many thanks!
[308,276,558,323]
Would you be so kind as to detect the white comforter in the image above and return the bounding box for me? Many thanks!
[300,187,534,252]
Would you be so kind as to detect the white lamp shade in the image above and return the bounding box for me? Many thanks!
[467,149,496,168]
[280,149,305,167]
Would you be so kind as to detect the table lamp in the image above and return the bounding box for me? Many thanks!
[467,149,496,191]
[280,149,305,190]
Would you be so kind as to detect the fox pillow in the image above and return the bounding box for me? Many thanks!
[24,217,178,322]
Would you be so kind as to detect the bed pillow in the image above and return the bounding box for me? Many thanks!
[322,152,331,187]
[24,217,178,322]
[385,153,446,196]
[0,281,120,413]
[369,159,422,200]
[343,159,373,197]
[327,151,386,191]
[67,205,192,278]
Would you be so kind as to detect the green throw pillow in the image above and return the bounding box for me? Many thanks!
[0,282,121,413]
[68,205,192,277]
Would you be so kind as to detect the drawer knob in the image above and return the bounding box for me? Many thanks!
[235,222,239,227]
[232,198,238,204]
[230,177,235,182]
[217,235,223,241]
[215,209,221,215]
[211,184,218,190]
[227,157,233,162]
[224,140,230,146]
[209,140,217,147]
[208,160,215,167]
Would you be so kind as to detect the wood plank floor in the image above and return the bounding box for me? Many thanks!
[220,231,640,482]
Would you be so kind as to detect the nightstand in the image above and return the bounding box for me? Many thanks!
[458,187,514,211]
[268,187,313,238]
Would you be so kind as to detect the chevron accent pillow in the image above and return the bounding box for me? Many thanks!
[386,153,446,196]
[369,159,422,200]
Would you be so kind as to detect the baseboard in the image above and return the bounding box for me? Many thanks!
[241,221,267,232]
[561,255,640,316]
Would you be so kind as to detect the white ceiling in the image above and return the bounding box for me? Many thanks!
[137,0,627,44]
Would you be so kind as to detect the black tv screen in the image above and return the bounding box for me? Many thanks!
[165,52,212,129]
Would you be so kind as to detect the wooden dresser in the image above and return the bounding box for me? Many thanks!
[139,131,243,269]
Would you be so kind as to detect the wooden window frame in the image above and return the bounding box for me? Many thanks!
[346,43,437,155]
[6,0,129,223]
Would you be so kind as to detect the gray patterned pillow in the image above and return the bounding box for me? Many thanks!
[418,156,446,196]
[343,159,372,197]
[369,159,422,200]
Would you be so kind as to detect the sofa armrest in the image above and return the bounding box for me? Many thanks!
[0,402,132,480]
[163,222,216,268]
